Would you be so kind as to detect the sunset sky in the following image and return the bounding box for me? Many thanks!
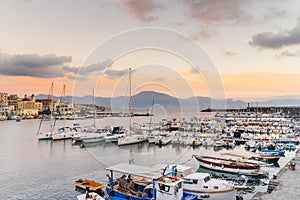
[1,0,300,101]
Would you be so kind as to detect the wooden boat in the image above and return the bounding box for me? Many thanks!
[75,179,105,194]
[193,155,260,175]
[105,163,197,200]
[221,151,279,165]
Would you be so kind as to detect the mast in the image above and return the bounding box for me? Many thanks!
[93,89,96,129]
[129,68,132,135]
[62,84,66,129]
[50,82,54,132]
[148,99,154,133]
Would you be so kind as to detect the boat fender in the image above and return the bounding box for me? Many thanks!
[222,165,224,169]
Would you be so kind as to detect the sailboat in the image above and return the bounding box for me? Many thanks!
[38,82,55,140]
[52,85,77,141]
[73,90,107,144]
[117,68,148,146]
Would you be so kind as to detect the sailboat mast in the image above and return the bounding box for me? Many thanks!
[129,68,132,135]
[63,84,66,129]
[93,89,96,128]
[50,82,54,132]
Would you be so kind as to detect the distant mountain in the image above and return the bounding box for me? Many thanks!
[36,91,300,108]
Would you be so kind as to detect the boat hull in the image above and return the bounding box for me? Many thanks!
[194,155,260,175]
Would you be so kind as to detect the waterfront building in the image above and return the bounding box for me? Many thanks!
[0,92,9,116]
[17,94,43,117]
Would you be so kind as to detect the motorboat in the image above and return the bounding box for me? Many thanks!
[260,149,285,156]
[173,165,237,200]
[285,142,296,150]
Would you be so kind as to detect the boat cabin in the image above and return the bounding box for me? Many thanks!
[105,163,197,200]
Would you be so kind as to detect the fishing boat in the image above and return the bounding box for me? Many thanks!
[172,165,237,200]
[193,155,261,175]
[106,163,197,200]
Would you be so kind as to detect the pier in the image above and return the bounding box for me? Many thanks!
[252,149,300,200]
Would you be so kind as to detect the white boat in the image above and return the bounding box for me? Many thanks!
[159,165,236,200]
[37,82,55,140]
[155,136,172,146]
[118,133,148,146]
[52,126,77,141]
[38,131,55,140]
[213,140,225,148]
[104,126,126,143]
[77,192,104,200]
[117,68,148,146]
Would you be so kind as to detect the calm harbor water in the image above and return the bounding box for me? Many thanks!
[0,111,295,200]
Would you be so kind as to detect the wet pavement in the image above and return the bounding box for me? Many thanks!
[256,149,300,200]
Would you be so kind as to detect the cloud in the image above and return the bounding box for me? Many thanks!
[224,50,235,56]
[63,59,112,75]
[261,7,286,23]
[105,69,128,79]
[274,50,300,58]
[249,20,300,49]
[0,53,71,78]
[123,0,164,22]
[183,0,252,25]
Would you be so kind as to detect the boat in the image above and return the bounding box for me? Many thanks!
[37,82,55,140]
[173,165,237,200]
[276,142,286,150]
[155,136,172,146]
[75,179,105,195]
[193,155,261,175]
[52,85,76,141]
[213,140,225,148]
[221,151,279,165]
[77,192,104,200]
[260,149,285,156]
[117,68,148,146]
[105,163,198,200]
[52,126,77,141]
[104,126,126,143]
[285,142,296,150]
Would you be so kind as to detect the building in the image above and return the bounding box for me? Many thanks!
[0,93,8,116]
[0,92,8,106]
[36,98,58,114]
[17,94,43,117]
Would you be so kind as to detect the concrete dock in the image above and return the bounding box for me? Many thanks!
[253,149,300,200]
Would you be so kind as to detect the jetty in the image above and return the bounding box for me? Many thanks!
[252,149,300,200]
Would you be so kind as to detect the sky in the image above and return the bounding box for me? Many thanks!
[0,0,300,101]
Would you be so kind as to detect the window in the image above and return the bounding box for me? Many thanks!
[204,176,210,182]
[192,179,198,184]
[158,183,170,192]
